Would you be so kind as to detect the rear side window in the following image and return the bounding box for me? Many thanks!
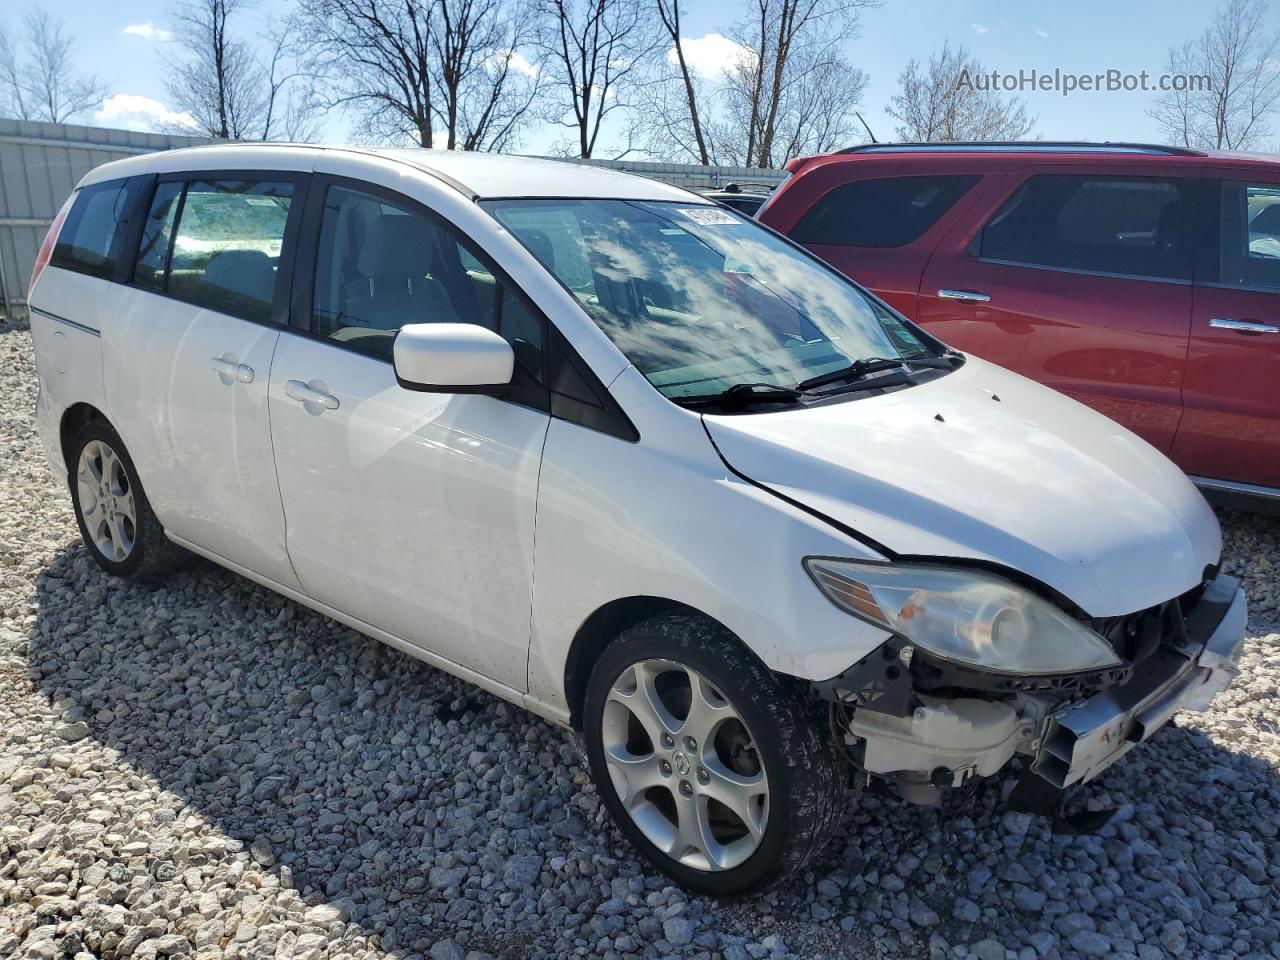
[1218,181,1280,290]
[164,180,295,322]
[51,178,144,278]
[979,174,1196,281]
[133,181,183,291]
[790,175,979,247]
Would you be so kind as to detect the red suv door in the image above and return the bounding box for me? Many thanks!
[917,164,1200,454]
[1172,175,1280,489]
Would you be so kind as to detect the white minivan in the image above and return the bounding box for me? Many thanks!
[29,144,1246,894]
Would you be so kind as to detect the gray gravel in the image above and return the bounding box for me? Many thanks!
[1,316,1278,960]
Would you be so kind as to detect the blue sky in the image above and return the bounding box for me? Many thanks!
[15,0,1248,155]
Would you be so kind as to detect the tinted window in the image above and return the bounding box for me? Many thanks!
[790,175,979,247]
[979,175,1195,281]
[165,180,294,322]
[52,178,143,277]
[1220,182,1280,290]
[313,185,544,385]
[133,181,183,291]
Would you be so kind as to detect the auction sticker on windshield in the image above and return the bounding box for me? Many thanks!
[679,207,740,225]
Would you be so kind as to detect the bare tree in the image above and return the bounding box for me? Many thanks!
[1150,0,1280,151]
[712,0,874,168]
[647,0,711,164]
[887,42,1035,142]
[297,0,537,150]
[0,11,106,123]
[166,0,317,140]
[535,0,657,158]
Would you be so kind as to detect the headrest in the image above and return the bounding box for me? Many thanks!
[358,214,437,279]
[521,228,556,271]
[1250,203,1280,236]
[203,249,275,303]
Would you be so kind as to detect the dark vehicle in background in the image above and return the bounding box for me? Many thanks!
[698,183,770,216]
[759,142,1280,502]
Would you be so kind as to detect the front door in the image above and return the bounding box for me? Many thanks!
[1173,178,1280,488]
[268,180,550,688]
[918,167,1199,453]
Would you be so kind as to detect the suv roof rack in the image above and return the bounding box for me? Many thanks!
[836,141,1207,158]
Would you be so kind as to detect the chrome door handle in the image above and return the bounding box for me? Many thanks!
[210,357,254,383]
[1209,318,1279,334]
[284,379,340,410]
[938,289,991,303]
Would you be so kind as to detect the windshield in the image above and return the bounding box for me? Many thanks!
[482,199,938,399]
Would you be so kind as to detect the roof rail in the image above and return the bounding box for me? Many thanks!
[835,141,1207,158]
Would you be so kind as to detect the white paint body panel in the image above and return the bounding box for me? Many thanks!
[704,358,1221,617]
[100,285,301,590]
[268,331,548,690]
[30,144,1227,728]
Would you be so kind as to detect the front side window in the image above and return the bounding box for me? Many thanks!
[978,174,1195,281]
[52,178,144,277]
[1220,181,1280,290]
[791,175,979,248]
[484,199,935,400]
[311,185,544,384]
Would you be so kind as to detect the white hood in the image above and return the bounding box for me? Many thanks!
[704,357,1221,617]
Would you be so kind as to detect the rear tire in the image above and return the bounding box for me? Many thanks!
[67,418,188,580]
[582,613,847,895]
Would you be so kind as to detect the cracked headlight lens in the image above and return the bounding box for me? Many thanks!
[805,558,1122,675]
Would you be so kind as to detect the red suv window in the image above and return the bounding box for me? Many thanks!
[977,174,1197,281]
[790,175,980,248]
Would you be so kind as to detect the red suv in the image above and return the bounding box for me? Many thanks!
[759,142,1280,500]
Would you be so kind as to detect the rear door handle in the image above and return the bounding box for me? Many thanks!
[210,357,254,383]
[937,289,991,304]
[284,379,340,410]
[1209,317,1279,334]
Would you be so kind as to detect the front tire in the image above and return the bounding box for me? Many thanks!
[582,614,847,895]
[68,419,188,580]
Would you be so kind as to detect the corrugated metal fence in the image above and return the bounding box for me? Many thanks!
[0,119,216,319]
[0,117,785,318]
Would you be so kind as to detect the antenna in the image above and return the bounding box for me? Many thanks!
[855,113,878,144]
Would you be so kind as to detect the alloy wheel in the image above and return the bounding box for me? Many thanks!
[601,658,769,871]
[76,439,136,563]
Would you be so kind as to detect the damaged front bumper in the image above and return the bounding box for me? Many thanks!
[822,573,1248,804]
[1034,573,1246,788]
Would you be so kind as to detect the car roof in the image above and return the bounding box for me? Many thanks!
[77,142,707,203]
[796,141,1280,171]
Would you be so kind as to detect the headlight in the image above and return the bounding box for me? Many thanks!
[804,558,1122,675]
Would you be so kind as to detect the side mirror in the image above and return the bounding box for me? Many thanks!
[393,323,514,393]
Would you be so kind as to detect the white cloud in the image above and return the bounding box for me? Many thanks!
[667,33,754,78]
[1035,28,1050,38]
[971,23,990,35]
[123,21,173,42]
[94,94,198,134]
[508,51,538,78]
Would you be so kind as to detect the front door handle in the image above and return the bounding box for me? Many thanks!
[1209,317,1279,334]
[284,379,340,410]
[937,289,992,304]
[210,356,254,383]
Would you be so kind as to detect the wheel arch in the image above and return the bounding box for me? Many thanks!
[60,402,109,476]
[563,596,740,731]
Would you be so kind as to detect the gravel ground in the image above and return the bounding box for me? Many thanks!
[1,317,1278,960]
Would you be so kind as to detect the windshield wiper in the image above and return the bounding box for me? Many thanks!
[796,354,958,392]
[672,381,806,410]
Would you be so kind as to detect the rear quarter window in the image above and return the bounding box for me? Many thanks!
[790,175,980,247]
[51,178,143,278]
